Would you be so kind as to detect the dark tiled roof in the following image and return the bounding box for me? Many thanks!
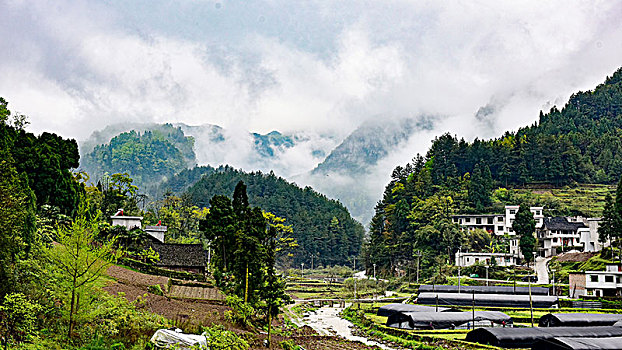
[542,217,586,231]
[150,243,206,268]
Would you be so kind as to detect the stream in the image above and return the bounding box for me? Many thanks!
[300,305,400,350]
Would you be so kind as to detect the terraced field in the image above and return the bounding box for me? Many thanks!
[169,284,225,300]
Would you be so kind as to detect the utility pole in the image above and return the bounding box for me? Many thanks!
[529,276,534,327]
[458,247,462,293]
[311,254,315,270]
[485,266,489,286]
[373,263,377,300]
[552,269,556,296]
[415,250,422,284]
[301,262,304,278]
[512,263,516,294]
[353,257,357,299]
[472,291,475,330]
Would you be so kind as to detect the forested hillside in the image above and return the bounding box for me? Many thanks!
[426,68,622,188]
[364,67,622,278]
[187,168,365,267]
[156,165,220,196]
[0,98,82,215]
[81,124,196,193]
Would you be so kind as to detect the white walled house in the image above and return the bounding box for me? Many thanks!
[110,209,143,230]
[110,209,168,243]
[569,265,622,298]
[504,205,544,234]
[537,217,587,258]
[452,205,543,260]
[578,218,604,253]
[144,225,167,243]
[452,214,505,235]
[455,251,517,267]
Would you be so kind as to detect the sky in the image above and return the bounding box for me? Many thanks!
[2,0,622,141]
[3,1,622,223]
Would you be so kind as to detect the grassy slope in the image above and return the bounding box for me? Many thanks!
[506,184,615,217]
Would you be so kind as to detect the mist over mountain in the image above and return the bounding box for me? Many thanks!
[300,117,437,224]
[80,118,430,224]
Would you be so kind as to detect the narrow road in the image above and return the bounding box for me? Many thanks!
[535,256,552,284]
[301,305,400,350]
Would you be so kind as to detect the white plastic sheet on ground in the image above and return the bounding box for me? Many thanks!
[150,329,207,349]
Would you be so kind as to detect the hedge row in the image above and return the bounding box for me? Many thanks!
[120,257,207,282]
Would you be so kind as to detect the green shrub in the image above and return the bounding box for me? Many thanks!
[279,339,299,350]
[224,296,255,328]
[147,284,164,296]
[0,293,42,345]
[202,324,249,350]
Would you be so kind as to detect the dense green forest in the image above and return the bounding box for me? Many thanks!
[81,124,196,194]
[187,168,365,267]
[364,67,622,278]
[427,67,622,189]
[0,98,285,349]
[156,165,220,196]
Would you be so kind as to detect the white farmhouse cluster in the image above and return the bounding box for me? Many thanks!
[453,205,603,267]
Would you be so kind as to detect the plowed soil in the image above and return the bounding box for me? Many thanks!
[103,265,379,349]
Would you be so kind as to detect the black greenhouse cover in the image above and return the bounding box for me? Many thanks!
[417,292,558,308]
[532,336,622,350]
[419,284,549,295]
[539,313,622,327]
[376,303,456,316]
[465,326,622,348]
[386,311,511,330]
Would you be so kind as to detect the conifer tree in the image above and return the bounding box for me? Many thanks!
[513,205,537,265]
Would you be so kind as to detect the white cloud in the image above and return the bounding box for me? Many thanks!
[2,0,622,222]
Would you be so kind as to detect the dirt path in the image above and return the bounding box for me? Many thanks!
[104,265,382,349]
[535,256,552,284]
[302,306,399,350]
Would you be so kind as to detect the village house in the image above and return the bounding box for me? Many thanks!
[110,209,207,274]
[454,251,517,267]
[452,205,544,262]
[149,242,207,274]
[569,264,622,298]
[110,209,143,230]
[537,217,603,258]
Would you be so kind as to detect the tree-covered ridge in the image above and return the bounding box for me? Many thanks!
[0,98,82,215]
[426,67,622,189]
[82,124,196,193]
[187,168,365,267]
[363,67,622,278]
[156,165,219,197]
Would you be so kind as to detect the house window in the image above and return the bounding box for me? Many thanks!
[466,258,470,262]
[487,218,493,224]
[553,238,558,243]
[590,275,599,283]
[606,276,614,283]
[476,218,482,224]
[510,210,516,215]
[453,218,459,223]
[617,277,621,284]
[498,226,504,231]
[475,258,479,263]
[498,217,503,222]
[465,218,471,223]
[536,210,541,216]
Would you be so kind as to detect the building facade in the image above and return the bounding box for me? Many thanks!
[569,265,622,298]
[455,251,517,267]
[110,209,143,230]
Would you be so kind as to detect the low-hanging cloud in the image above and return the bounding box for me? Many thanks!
[2,0,622,223]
